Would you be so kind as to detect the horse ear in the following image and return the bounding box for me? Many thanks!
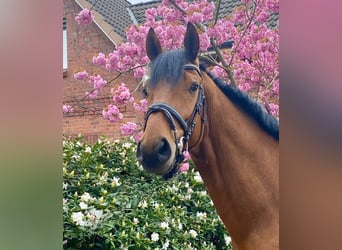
[184,22,200,62]
[146,27,162,61]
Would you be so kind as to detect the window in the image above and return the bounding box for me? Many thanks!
[63,17,68,71]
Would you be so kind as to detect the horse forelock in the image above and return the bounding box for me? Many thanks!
[149,50,188,87]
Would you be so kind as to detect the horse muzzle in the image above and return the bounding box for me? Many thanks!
[136,137,176,176]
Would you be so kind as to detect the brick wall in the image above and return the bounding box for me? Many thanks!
[63,0,142,143]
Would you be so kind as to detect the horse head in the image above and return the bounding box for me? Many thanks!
[136,23,205,179]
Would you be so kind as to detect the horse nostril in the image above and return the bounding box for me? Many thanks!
[156,138,171,162]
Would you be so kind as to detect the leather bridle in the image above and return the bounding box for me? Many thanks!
[143,64,206,179]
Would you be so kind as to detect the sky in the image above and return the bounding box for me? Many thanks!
[127,0,153,4]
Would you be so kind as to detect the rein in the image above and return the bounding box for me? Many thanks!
[144,64,206,179]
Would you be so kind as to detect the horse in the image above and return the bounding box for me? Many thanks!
[136,23,279,250]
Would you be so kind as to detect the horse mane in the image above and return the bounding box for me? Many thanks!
[200,62,279,141]
[149,50,187,87]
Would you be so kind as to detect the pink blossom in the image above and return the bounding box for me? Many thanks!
[145,8,157,22]
[183,151,191,161]
[188,12,203,23]
[266,0,280,12]
[164,12,177,22]
[102,104,123,123]
[133,67,144,79]
[203,2,215,19]
[122,55,133,66]
[199,33,210,51]
[112,83,133,105]
[256,11,269,23]
[75,8,94,26]
[272,80,279,94]
[92,53,106,66]
[89,75,106,90]
[108,52,119,65]
[120,122,138,136]
[134,131,143,143]
[74,70,88,81]
[267,103,279,117]
[179,162,189,173]
[63,105,74,114]
[133,99,148,113]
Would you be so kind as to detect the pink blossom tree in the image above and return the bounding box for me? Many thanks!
[66,0,279,139]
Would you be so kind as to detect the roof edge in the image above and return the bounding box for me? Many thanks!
[75,0,125,45]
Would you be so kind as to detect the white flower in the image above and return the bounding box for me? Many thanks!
[187,243,196,250]
[80,192,91,202]
[160,221,169,230]
[79,201,88,210]
[90,209,103,219]
[98,175,107,184]
[199,191,207,196]
[196,211,207,219]
[71,211,86,226]
[85,209,104,228]
[63,199,68,212]
[187,188,193,194]
[72,154,81,161]
[111,177,121,187]
[84,146,91,153]
[189,229,198,238]
[63,182,68,190]
[133,217,139,225]
[151,232,159,242]
[193,172,203,183]
[136,162,144,171]
[224,235,232,246]
[162,239,170,250]
[178,222,183,230]
[138,200,148,209]
[170,184,178,192]
[123,142,132,148]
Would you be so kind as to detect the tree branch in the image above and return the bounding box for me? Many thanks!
[214,0,222,25]
[228,1,257,67]
[168,0,186,15]
[210,38,237,87]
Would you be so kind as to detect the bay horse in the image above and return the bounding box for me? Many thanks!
[136,23,279,250]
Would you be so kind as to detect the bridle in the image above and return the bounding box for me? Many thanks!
[143,64,206,179]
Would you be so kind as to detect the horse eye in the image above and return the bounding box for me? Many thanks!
[189,82,199,93]
[142,87,148,97]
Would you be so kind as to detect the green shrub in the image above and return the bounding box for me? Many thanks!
[63,135,231,249]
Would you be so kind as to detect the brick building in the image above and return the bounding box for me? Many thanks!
[62,0,157,143]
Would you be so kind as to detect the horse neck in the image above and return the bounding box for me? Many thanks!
[190,73,279,247]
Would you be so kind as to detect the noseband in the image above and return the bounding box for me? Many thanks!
[144,64,206,179]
